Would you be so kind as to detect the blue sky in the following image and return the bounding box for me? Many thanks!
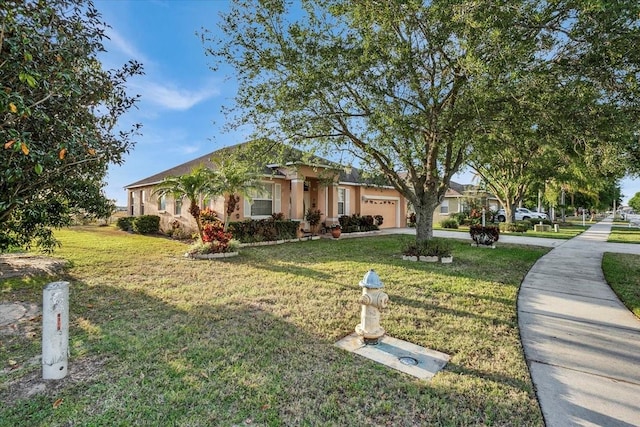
[97,0,246,206]
[96,0,640,207]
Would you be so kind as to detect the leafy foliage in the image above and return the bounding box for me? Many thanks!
[305,208,322,227]
[469,225,500,246]
[131,215,160,235]
[403,237,452,258]
[116,215,160,235]
[116,217,134,232]
[499,222,530,233]
[629,192,640,212]
[0,0,143,252]
[205,0,640,239]
[338,214,378,233]
[440,218,459,229]
[229,218,299,243]
[208,151,265,232]
[152,166,218,241]
[200,221,233,253]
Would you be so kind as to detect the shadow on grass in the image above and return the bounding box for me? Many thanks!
[1,264,543,426]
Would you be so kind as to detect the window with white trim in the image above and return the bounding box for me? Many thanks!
[174,197,183,215]
[250,185,273,216]
[245,183,282,218]
[158,195,166,211]
[440,199,449,214]
[338,188,349,215]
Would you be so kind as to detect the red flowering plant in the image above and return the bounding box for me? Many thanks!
[199,208,220,225]
[186,210,239,256]
[202,221,233,252]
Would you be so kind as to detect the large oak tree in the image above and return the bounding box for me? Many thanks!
[204,0,639,241]
[204,0,542,242]
[469,1,640,223]
[0,0,142,251]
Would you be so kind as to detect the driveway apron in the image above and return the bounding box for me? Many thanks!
[518,218,640,426]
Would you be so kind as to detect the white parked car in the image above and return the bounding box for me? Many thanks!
[495,208,547,222]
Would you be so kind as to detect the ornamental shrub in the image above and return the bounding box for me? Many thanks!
[132,215,160,234]
[403,238,452,257]
[116,216,134,232]
[338,214,379,233]
[229,219,299,243]
[201,221,233,253]
[499,221,529,233]
[199,208,220,225]
[469,225,500,245]
[440,218,459,229]
[407,212,416,227]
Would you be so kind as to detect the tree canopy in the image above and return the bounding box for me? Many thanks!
[469,1,640,222]
[0,0,142,251]
[629,192,640,212]
[205,0,639,240]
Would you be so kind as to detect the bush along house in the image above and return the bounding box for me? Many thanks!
[124,142,408,236]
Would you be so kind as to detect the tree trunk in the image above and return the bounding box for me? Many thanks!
[189,201,204,241]
[223,194,239,232]
[413,193,440,243]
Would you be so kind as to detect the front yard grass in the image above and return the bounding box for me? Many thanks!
[607,226,640,244]
[603,253,640,319]
[1,226,547,426]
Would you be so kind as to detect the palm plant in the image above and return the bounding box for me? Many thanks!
[152,166,218,241]
[210,156,265,231]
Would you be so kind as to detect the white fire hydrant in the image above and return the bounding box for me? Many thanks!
[355,270,389,345]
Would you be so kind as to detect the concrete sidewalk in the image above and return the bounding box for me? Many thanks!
[384,223,640,425]
[518,218,640,426]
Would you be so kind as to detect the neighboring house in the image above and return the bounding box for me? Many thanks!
[124,143,408,234]
[431,182,500,224]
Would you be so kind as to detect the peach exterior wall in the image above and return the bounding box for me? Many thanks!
[358,186,407,228]
[127,180,408,233]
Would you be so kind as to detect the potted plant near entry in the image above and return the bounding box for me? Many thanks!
[329,223,342,238]
[305,208,322,236]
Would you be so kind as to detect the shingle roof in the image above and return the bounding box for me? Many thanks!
[125,151,217,188]
[124,142,339,189]
[124,141,482,194]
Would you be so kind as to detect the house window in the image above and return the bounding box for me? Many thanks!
[440,200,449,214]
[141,191,145,215]
[174,198,183,215]
[130,192,135,215]
[158,195,166,211]
[338,188,346,215]
[250,185,273,216]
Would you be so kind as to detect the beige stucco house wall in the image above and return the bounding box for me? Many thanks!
[124,145,409,234]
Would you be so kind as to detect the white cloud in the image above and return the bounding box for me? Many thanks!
[179,144,202,154]
[104,27,151,65]
[132,80,221,111]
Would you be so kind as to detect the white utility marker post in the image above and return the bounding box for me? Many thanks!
[42,281,69,379]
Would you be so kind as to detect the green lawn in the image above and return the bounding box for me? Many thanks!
[607,226,640,244]
[1,226,548,426]
[603,253,640,319]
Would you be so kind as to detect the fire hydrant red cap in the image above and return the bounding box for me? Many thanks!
[359,269,383,289]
